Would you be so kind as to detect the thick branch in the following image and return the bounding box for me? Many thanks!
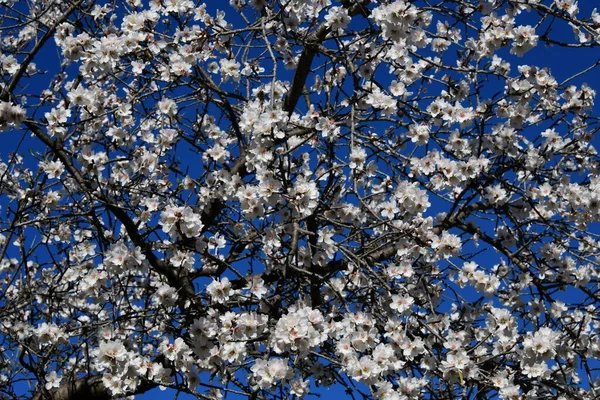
[283,0,370,115]
[31,375,157,400]
[198,1,371,235]
[24,121,199,310]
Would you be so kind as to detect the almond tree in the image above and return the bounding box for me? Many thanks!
[1,0,600,399]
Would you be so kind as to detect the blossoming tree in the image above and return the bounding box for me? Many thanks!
[1,0,600,398]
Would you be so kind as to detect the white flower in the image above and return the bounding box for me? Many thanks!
[204,144,230,163]
[207,233,226,253]
[34,323,65,346]
[1,55,19,74]
[220,341,247,363]
[251,358,293,389]
[40,160,65,179]
[431,231,461,259]
[349,147,367,170]
[523,327,559,360]
[220,59,241,82]
[288,178,319,217]
[206,277,233,303]
[389,80,406,97]
[152,285,178,307]
[511,25,538,56]
[159,337,189,361]
[366,90,397,116]
[45,371,62,390]
[271,306,327,355]
[170,250,195,269]
[98,340,127,367]
[441,350,471,373]
[390,294,414,314]
[315,117,340,138]
[159,205,204,238]
[521,361,548,378]
[324,6,351,31]
[157,98,178,116]
[290,379,310,398]
[485,184,508,205]
[246,276,268,299]
[407,124,430,146]
[347,356,382,382]
[67,86,93,107]
[0,101,26,131]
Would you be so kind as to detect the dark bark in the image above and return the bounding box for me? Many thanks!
[31,376,157,400]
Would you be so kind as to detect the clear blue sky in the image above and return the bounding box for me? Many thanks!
[3,1,600,399]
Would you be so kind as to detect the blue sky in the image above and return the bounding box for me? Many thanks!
[137,1,600,398]
[3,0,600,399]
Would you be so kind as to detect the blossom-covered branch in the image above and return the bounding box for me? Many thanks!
[1,0,600,399]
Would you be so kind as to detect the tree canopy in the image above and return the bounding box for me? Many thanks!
[1,0,600,399]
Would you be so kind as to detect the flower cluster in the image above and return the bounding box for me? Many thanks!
[251,358,293,390]
[0,101,26,131]
[159,205,204,238]
[271,305,328,356]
